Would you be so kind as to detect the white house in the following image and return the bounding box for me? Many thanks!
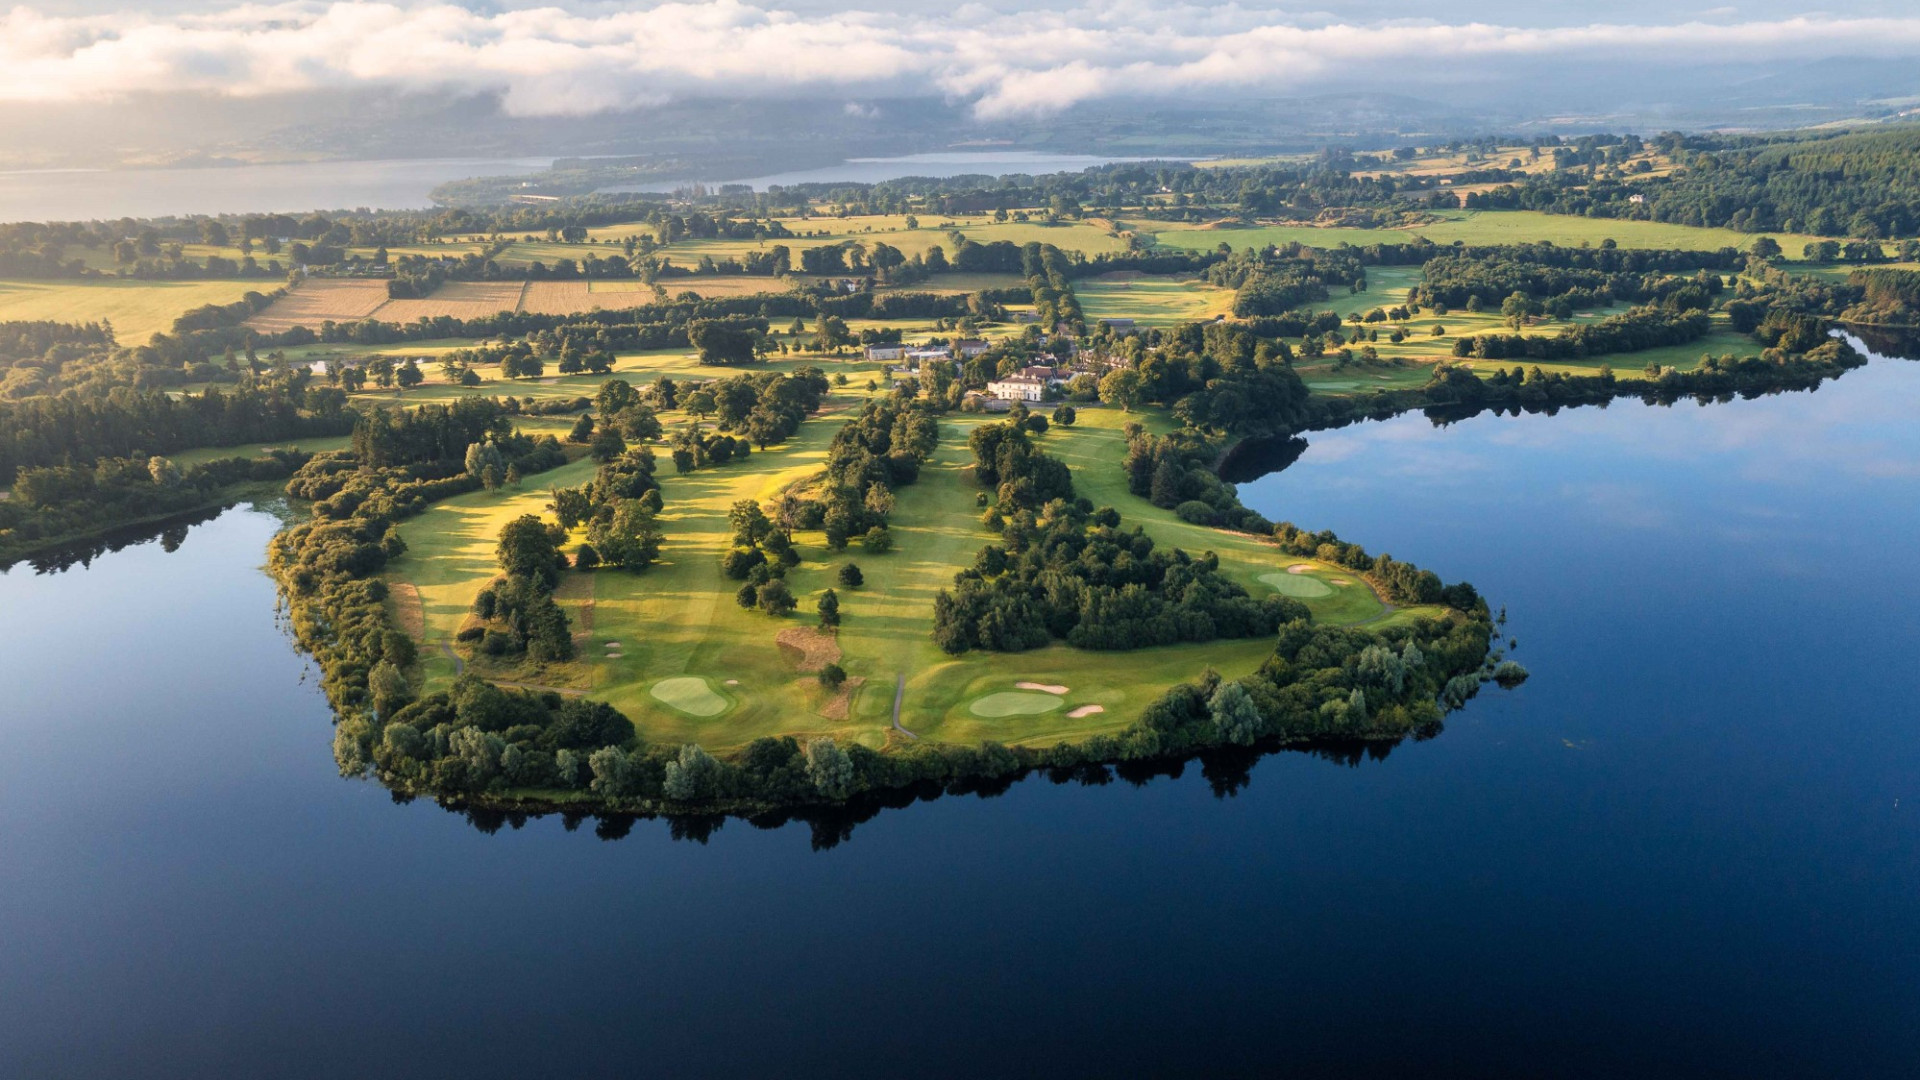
[906,347,951,364]
[1628,193,1647,204]
[986,376,1046,403]
[954,338,990,358]
[864,343,907,361]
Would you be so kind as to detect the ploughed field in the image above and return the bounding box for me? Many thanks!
[382,399,1444,754]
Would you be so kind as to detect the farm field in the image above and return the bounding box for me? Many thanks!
[243,278,388,332]
[387,399,1441,753]
[1146,209,1832,255]
[0,278,267,343]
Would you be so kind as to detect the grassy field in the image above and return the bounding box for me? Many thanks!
[385,398,1445,754]
[1078,274,1236,327]
[1147,209,1831,255]
[0,279,268,343]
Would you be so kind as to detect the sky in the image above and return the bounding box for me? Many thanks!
[4,0,1919,120]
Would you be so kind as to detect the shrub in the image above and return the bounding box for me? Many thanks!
[480,630,516,656]
[455,625,485,643]
[860,526,893,553]
[1174,500,1217,525]
[574,542,600,570]
[818,663,846,689]
[837,563,864,588]
[735,583,759,609]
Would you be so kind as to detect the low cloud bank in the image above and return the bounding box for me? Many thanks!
[3,1,1918,118]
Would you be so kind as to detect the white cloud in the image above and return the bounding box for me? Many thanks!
[1,2,1918,117]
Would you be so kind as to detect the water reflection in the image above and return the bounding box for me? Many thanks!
[424,729,1434,849]
[1,504,228,575]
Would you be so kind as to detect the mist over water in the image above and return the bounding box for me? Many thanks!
[1,355,1916,1076]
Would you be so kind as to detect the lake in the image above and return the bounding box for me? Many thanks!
[1,351,1915,1076]
[613,151,1183,194]
[0,153,1169,223]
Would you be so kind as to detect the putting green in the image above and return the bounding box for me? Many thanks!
[969,691,1067,718]
[650,677,730,717]
[1259,571,1334,598]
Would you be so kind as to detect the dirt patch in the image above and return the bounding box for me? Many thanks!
[814,675,866,721]
[1016,681,1070,695]
[387,581,425,640]
[1067,704,1106,719]
[775,626,842,673]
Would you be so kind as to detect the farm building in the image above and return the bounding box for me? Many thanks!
[864,343,907,361]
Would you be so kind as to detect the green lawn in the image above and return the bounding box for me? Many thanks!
[385,398,1445,754]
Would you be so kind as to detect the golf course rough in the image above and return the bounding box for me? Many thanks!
[969,691,1068,718]
[650,676,730,717]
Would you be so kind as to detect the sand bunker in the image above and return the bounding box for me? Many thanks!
[1287,563,1314,574]
[725,679,739,686]
[1016,682,1070,695]
[1260,571,1334,598]
[650,676,729,717]
[1066,705,1106,719]
[1331,578,1352,585]
[969,691,1066,718]
[604,641,621,647]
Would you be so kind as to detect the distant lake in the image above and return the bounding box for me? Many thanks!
[0,158,554,222]
[0,152,1177,223]
[1,346,1916,1075]
[611,151,1181,193]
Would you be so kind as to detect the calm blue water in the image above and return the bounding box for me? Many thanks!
[1,356,1916,1077]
